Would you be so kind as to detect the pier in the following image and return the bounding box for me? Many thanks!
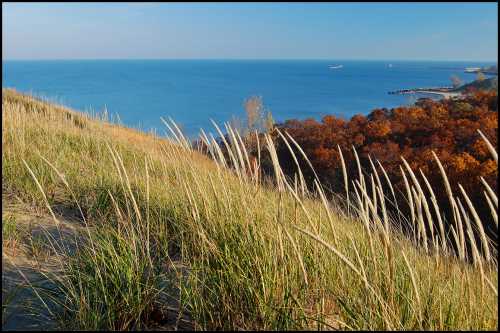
[388,87,462,99]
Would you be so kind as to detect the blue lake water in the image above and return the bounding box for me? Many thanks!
[2,59,495,138]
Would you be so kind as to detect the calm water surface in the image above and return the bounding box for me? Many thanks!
[3,60,494,138]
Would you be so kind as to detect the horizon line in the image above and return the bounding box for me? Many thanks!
[3,57,498,63]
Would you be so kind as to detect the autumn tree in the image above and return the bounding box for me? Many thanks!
[267,91,498,239]
[209,91,498,248]
[450,75,463,89]
[244,96,274,135]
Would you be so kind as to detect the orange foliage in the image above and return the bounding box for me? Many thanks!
[270,90,498,225]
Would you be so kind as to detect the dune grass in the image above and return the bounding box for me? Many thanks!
[2,88,498,330]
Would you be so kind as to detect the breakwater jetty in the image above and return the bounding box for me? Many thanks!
[388,87,462,99]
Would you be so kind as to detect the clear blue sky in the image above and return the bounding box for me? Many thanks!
[2,2,498,61]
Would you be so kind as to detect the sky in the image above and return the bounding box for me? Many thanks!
[2,2,498,61]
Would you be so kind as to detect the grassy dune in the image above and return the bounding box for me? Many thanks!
[2,88,498,330]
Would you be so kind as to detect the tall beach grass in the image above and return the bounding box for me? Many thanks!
[2,89,498,330]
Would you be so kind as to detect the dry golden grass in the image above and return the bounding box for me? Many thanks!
[2,88,498,330]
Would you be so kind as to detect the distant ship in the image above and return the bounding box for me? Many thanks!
[329,65,343,69]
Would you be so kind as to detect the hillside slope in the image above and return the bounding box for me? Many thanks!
[2,89,498,330]
[453,76,498,92]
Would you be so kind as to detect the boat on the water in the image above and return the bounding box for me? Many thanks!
[329,65,343,69]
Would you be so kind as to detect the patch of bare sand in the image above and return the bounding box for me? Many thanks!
[2,198,193,330]
[2,200,85,331]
